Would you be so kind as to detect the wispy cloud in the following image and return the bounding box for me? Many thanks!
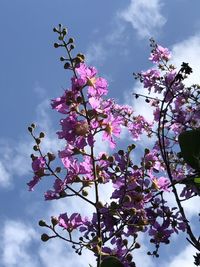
[162,244,196,267]
[0,96,63,189]
[0,220,39,267]
[0,161,11,188]
[119,0,166,39]
[86,42,107,66]
[39,238,95,267]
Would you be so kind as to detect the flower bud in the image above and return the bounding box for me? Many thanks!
[51,216,58,226]
[68,38,74,44]
[108,156,115,162]
[41,233,50,242]
[55,167,61,173]
[33,145,39,151]
[31,123,36,128]
[135,242,141,249]
[126,253,133,262]
[47,152,56,162]
[128,144,136,151]
[124,195,132,203]
[118,150,124,156]
[101,154,107,160]
[82,189,88,196]
[64,62,71,69]
[54,43,59,48]
[59,190,67,198]
[75,121,89,136]
[28,126,33,133]
[62,28,67,35]
[35,138,41,145]
[38,220,47,227]
[96,201,104,209]
[110,201,118,209]
[129,208,137,215]
[39,132,45,138]
[129,262,136,267]
[123,239,128,246]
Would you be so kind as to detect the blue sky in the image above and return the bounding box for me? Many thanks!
[1,0,200,266]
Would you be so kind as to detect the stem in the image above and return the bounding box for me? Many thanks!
[61,40,102,267]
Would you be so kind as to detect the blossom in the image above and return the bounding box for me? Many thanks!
[87,77,108,97]
[28,40,198,264]
[141,69,161,92]
[27,176,41,191]
[152,177,170,192]
[149,45,171,63]
[27,157,46,191]
[149,221,174,244]
[102,114,123,148]
[128,115,152,140]
[32,157,46,173]
[59,213,86,232]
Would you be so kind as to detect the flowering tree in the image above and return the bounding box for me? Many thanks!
[27,25,200,267]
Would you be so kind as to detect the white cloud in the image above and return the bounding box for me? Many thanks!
[0,161,11,187]
[162,244,196,267]
[171,34,200,85]
[0,220,39,267]
[0,219,95,267]
[39,238,95,267]
[0,97,64,189]
[119,0,166,39]
[86,42,107,66]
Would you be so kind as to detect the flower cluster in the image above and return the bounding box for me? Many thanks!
[27,27,200,267]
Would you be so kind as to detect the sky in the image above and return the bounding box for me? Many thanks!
[1,0,200,266]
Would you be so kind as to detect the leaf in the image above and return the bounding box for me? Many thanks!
[178,129,200,170]
[100,256,124,267]
[194,177,200,184]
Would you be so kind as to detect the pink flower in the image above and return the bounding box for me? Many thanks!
[27,176,40,191]
[75,63,97,87]
[152,177,170,192]
[149,45,171,63]
[59,213,86,232]
[128,115,152,140]
[102,114,123,148]
[32,157,46,173]
[141,69,161,93]
[87,77,108,97]
[27,157,46,191]
[51,91,69,114]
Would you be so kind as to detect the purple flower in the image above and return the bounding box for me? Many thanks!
[59,213,86,232]
[32,157,46,173]
[102,114,123,148]
[141,69,161,92]
[149,45,171,63]
[149,221,174,244]
[27,176,40,191]
[27,157,46,191]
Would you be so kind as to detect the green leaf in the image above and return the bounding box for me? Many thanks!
[178,129,200,170]
[100,256,124,267]
[194,177,200,184]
